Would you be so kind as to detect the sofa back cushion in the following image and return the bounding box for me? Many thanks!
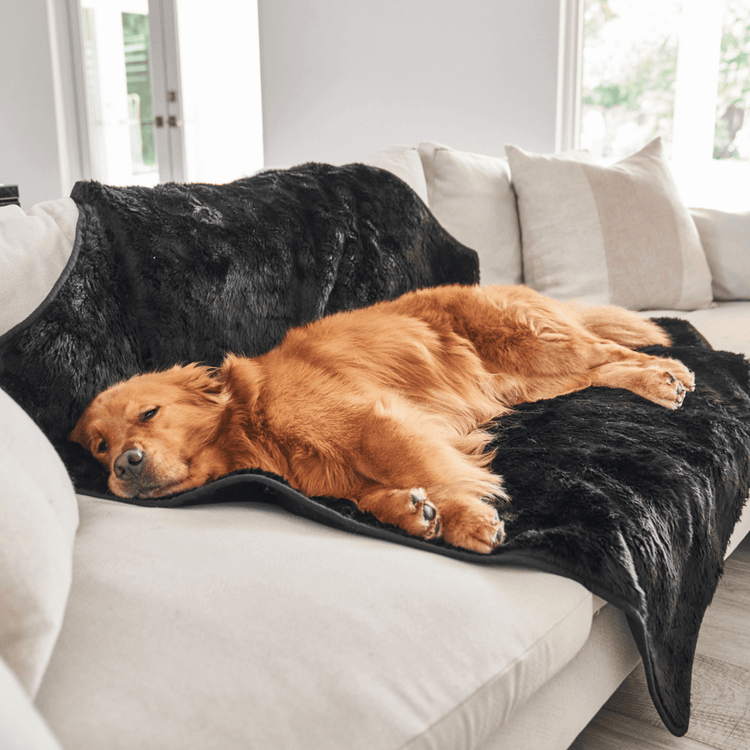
[0,388,78,698]
[506,138,714,311]
[690,208,750,301]
[418,142,523,286]
[358,144,430,207]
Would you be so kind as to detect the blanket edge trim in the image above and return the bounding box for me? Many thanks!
[0,209,84,348]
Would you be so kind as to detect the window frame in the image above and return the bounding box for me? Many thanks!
[557,0,583,153]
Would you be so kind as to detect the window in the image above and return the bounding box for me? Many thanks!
[572,0,750,210]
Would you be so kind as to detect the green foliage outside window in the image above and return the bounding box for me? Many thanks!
[122,12,157,168]
[582,0,749,161]
[716,0,750,158]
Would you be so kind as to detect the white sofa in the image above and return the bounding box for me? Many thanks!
[2,139,749,750]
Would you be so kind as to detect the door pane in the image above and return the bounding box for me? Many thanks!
[176,0,264,183]
[123,12,158,179]
[80,0,160,186]
[715,0,750,161]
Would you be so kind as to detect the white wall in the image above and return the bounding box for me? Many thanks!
[258,0,562,166]
[0,0,67,208]
[1,0,563,206]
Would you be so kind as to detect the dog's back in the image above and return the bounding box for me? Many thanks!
[256,299,511,431]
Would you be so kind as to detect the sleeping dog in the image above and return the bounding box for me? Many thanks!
[71,284,694,553]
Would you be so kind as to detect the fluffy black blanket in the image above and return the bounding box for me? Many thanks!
[0,163,478,488]
[1,164,748,737]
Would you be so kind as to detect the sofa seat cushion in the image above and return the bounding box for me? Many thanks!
[644,301,750,360]
[36,497,593,750]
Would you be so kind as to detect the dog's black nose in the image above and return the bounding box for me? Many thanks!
[114,448,145,479]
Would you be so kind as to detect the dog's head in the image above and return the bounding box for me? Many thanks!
[71,364,230,498]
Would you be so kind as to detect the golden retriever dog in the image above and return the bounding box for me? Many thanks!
[71,284,694,553]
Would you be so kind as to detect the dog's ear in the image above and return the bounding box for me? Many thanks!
[165,363,230,409]
[217,354,263,412]
[69,411,91,449]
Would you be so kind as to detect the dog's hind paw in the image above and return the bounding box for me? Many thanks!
[648,360,695,409]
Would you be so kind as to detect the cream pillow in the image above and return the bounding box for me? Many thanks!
[0,198,79,338]
[358,144,430,207]
[418,142,522,285]
[0,658,63,750]
[506,138,714,310]
[0,388,79,697]
[690,208,750,300]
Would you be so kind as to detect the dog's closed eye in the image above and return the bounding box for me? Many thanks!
[140,407,159,422]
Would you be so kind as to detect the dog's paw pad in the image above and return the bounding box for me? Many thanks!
[410,487,435,520]
[410,487,426,505]
[665,371,692,408]
[406,488,440,536]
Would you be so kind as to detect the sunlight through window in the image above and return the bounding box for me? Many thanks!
[581,0,750,210]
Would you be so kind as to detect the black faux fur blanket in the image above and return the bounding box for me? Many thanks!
[1,164,748,737]
[0,164,478,486]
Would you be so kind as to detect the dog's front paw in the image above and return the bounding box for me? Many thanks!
[357,485,441,540]
[405,487,441,538]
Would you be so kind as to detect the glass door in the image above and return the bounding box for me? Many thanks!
[79,0,163,185]
[123,10,159,181]
[70,0,263,186]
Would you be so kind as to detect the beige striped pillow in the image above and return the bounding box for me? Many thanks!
[505,138,714,311]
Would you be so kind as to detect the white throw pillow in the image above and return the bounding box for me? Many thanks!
[690,208,750,301]
[358,144,430,207]
[0,658,63,750]
[0,388,79,697]
[505,138,714,311]
[0,199,79,338]
[418,142,522,285]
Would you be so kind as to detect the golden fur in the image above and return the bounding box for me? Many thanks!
[71,284,695,553]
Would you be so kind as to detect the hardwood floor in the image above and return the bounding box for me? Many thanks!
[570,533,750,750]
